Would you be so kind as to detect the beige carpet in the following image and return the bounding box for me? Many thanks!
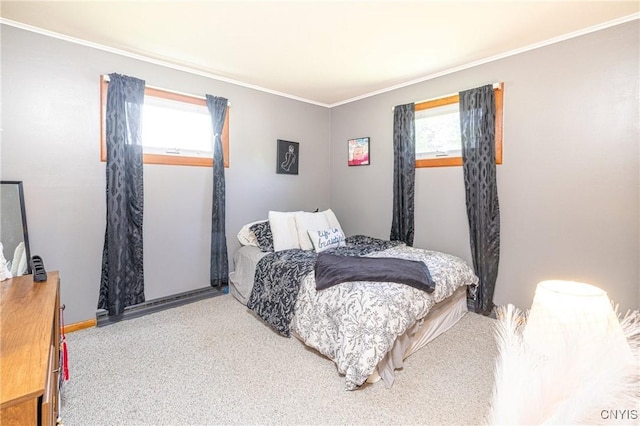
[61,294,497,425]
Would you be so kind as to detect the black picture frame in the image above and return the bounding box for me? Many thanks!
[276,139,299,175]
[348,137,370,166]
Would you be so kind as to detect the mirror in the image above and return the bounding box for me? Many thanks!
[1,181,31,276]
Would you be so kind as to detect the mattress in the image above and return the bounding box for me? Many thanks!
[229,245,267,305]
[229,244,469,388]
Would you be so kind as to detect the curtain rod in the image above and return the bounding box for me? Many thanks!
[102,74,231,106]
[392,82,502,111]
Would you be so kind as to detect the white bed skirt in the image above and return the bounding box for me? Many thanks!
[365,285,468,387]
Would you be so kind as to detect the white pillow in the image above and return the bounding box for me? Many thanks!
[236,220,266,246]
[0,242,12,281]
[324,209,344,237]
[269,211,302,252]
[294,212,331,251]
[308,228,346,253]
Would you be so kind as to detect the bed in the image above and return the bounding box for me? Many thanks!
[229,210,478,390]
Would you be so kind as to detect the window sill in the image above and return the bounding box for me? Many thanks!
[416,157,462,168]
[142,154,227,168]
[416,156,502,168]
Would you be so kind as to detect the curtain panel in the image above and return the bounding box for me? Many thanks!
[390,103,416,246]
[206,95,229,287]
[98,73,146,316]
[459,84,501,315]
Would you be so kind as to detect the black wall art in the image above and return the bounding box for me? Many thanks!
[276,139,299,175]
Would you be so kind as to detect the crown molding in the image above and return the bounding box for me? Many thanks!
[2,13,638,109]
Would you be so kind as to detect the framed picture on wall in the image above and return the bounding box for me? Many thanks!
[276,139,299,175]
[348,137,370,166]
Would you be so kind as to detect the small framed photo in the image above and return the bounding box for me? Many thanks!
[276,139,299,175]
[348,137,370,166]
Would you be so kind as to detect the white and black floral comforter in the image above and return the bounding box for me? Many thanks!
[247,236,478,390]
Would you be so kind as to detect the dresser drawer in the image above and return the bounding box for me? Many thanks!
[40,345,57,426]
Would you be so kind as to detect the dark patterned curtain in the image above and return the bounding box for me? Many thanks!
[206,95,229,287]
[390,103,416,246]
[98,73,146,316]
[459,85,500,315]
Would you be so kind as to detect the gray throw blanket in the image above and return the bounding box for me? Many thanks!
[314,253,435,292]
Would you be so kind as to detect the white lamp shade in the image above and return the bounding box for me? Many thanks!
[489,281,638,425]
[523,280,630,360]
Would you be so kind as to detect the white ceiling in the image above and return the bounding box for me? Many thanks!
[1,1,638,107]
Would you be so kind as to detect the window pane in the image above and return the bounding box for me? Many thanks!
[415,103,461,159]
[142,96,212,157]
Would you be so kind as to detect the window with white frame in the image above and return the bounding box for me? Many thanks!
[141,94,212,158]
[415,85,503,168]
[415,96,461,160]
[100,76,229,167]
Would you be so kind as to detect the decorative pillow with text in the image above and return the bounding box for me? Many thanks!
[308,228,346,253]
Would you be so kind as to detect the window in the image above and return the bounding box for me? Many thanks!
[100,76,229,167]
[415,85,503,168]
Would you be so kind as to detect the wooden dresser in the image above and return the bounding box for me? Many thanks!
[1,272,61,426]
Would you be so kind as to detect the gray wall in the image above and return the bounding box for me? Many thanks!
[2,21,638,323]
[330,21,640,312]
[1,25,331,323]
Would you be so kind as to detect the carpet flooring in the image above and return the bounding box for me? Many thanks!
[60,294,497,425]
